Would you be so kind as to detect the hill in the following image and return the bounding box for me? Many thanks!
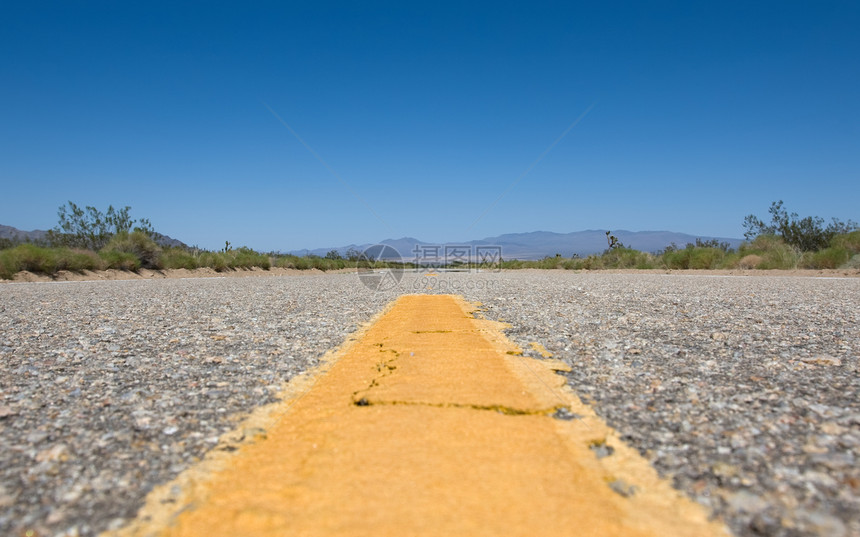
[291,230,743,261]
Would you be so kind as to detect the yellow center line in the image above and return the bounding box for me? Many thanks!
[106,294,729,537]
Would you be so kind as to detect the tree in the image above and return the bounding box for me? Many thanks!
[743,201,857,251]
[325,249,343,260]
[47,201,154,250]
[605,230,624,251]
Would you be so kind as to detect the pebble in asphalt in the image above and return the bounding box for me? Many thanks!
[1,270,858,537]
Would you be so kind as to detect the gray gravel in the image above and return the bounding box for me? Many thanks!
[0,274,392,536]
[457,271,860,537]
[1,271,859,537]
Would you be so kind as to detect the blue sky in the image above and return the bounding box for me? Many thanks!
[2,2,858,252]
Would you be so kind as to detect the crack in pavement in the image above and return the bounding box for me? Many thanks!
[351,397,569,417]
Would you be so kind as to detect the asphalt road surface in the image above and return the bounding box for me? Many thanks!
[1,271,858,536]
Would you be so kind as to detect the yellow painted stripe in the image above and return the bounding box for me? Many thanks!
[106,295,728,537]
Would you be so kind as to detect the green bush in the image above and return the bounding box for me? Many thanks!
[198,251,228,271]
[662,250,688,269]
[662,246,723,269]
[55,249,102,272]
[0,250,15,279]
[98,250,141,271]
[831,230,860,254]
[533,256,565,269]
[500,259,525,269]
[603,247,656,269]
[274,255,297,269]
[229,247,271,269]
[559,258,582,270]
[0,244,107,279]
[800,247,851,269]
[691,247,724,269]
[102,230,161,268]
[160,248,198,270]
[0,245,54,278]
[735,236,800,269]
[313,257,349,270]
[743,200,857,251]
[578,255,604,270]
[7,244,58,274]
[721,252,745,268]
[294,256,313,270]
[758,246,800,269]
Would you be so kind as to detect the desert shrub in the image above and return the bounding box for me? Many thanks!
[229,247,270,269]
[160,248,198,270]
[831,230,860,254]
[0,250,17,279]
[759,245,800,269]
[4,244,58,274]
[308,257,347,271]
[736,236,800,269]
[308,257,326,270]
[98,250,141,271]
[532,256,566,269]
[559,258,581,270]
[0,252,16,279]
[293,257,313,270]
[689,247,724,269]
[55,249,102,272]
[662,246,725,269]
[602,247,656,269]
[662,249,689,269]
[0,245,107,278]
[578,255,604,270]
[743,200,858,251]
[800,247,851,269]
[198,251,228,271]
[47,201,154,250]
[844,254,860,269]
[735,254,764,269]
[274,254,325,269]
[102,230,161,268]
[0,245,52,278]
[500,259,525,269]
[741,234,780,253]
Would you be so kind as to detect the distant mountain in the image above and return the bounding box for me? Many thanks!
[0,224,187,249]
[290,230,744,261]
[0,224,48,243]
[149,232,188,249]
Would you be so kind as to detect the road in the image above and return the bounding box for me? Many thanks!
[1,271,858,536]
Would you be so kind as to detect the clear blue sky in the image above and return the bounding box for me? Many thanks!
[2,2,858,252]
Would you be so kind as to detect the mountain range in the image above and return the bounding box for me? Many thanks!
[2,224,742,260]
[0,224,49,243]
[290,230,744,261]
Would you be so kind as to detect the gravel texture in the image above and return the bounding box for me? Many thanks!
[0,274,392,536]
[2,270,859,537]
[461,272,860,537]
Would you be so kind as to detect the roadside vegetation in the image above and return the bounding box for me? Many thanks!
[0,202,408,279]
[1,201,858,280]
[499,202,858,271]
